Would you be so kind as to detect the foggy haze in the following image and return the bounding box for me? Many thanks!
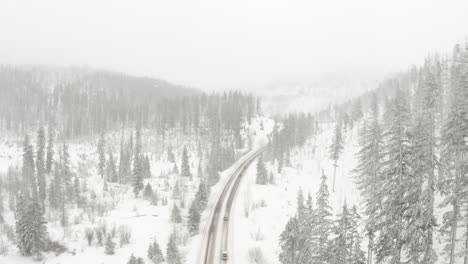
[1,0,468,90]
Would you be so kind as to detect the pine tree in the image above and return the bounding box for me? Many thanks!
[148,240,164,264]
[49,162,63,209]
[97,132,106,179]
[279,217,299,264]
[313,170,333,263]
[74,176,80,204]
[143,183,154,200]
[133,155,144,197]
[405,60,440,264]
[256,154,268,185]
[180,146,191,178]
[143,155,152,178]
[104,235,116,255]
[15,194,28,255]
[353,95,383,264]
[36,128,46,204]
[118,133,129,183]
[61,144,72,200]
[194,180,209,211]
[350,206,366,264]
[188,200,201,235]
[127,254,137,264]
[331,202,353,264]
[45,124,54,174]
[439,45,468,264]
[170,204,182,223]
[22,135,35,195]
[16,194,48,257]
[166,232,182,264]
[329,121,344,192]
[374,89,412,264]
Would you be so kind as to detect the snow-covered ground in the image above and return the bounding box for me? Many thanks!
[231,122,361,264]
[0,127,212,264]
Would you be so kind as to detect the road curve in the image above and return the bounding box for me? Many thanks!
[199,147,265,264]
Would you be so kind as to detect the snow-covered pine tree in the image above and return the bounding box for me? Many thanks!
[166,232,181,264]
[349,205,366,264]
[194,180,208,211]
[36,127,46,204]
[313,170,333,263]
[45,123,54,175]
[127,254,137,264]
[405,59,441,264]
[148,239,164,264]
[256,154,268,185]
[17,194,48,258]
[49,162,63,209]
[143,183,154,200]
[329,121,344,192]
[144,155,151,178]
[295,189,314,264]
[61,143,72,200]
[439,44,468,264]
[331,202,353,264]
[374,88,412,264]
[118,132,130,184]
[22,135,35,196]
[170,204,182,223]
[180,146,191,178]
[279,217,299,264]
[353,94,383,264]
[187,200,201,235]
[97,132,106,179]
[104,235,116,255]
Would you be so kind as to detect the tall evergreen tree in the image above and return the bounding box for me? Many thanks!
[170,204,182,223]
[329,121,344,192]
[22,135,35,196]
[148,239,164,264]
[16,194,48,258]
[256,154,268,185]
[353,95,383,264]
[166,232,182,264]
[97,132,106,179]
[36,128,46,204]
[313,170,333,263]
[194,180,209,211]
[279,217,299,264]
[439,45,468,264]
[180,146,191,178]
[187,200,201,235]
[374,89,412,264]
[45,124,54,174]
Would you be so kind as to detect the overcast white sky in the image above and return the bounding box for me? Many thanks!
[1,0,468,90]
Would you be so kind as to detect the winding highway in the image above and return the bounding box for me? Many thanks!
[199,147,266,264]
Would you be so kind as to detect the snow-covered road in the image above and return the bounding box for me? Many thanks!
[199,147,266,264]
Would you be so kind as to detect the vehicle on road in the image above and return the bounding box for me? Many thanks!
[222,251,228,261]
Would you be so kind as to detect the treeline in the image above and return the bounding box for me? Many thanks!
[0,66,259,139]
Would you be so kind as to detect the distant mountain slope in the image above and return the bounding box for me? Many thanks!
[0,65,199,136]
[261,71,384,114]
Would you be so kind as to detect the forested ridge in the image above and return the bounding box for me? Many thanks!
[276,43,468,264]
